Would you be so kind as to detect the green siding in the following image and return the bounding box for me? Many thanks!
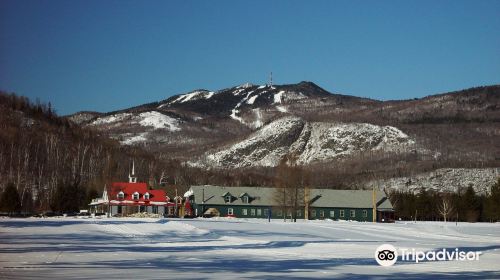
[194,204,275,218]
[193,203,376,221]
[309,207,373,222]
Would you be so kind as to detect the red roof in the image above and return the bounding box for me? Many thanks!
[108,182,167,203]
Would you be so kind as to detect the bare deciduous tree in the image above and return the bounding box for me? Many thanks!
[437,194,454,222]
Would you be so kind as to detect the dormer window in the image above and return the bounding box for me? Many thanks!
[132,192,140,200]
[144,192,150,200]
[239,193,251,204]
[222,192,233,204]
[117,191,124,200]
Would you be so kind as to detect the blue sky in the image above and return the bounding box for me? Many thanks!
[1,0,499,115]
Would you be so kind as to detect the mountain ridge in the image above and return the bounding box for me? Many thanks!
[69,82,500,182]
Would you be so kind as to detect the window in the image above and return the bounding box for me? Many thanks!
[132,192,139,200]
[117,191,124,200]
[311,210,316,218]
[330,211,335,218]
[228,208,234,215]
[363,210,368,218]
[256,209,262,216]
[277,210,282,217]
[224,195,232,204]
[242,196,249,204]
[251,209,256,216]
[242,209,248,216]
[144,192,150,200]
[350,210,356,218]
[320,210,325,218]
[287,210,292,217]
[264,209,269,217]
[296,210,302,217]
[340,210,345,218]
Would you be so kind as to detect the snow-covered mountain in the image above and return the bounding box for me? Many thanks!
[89,111,181,145]
[69,82,500,174]
[195,117,415,168]
[73,81,376,159]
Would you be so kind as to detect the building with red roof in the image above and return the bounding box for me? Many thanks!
[89,163,172,217]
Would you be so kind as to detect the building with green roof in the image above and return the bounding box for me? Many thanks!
[185,185,394,222]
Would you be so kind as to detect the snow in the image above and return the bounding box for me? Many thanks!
[205,91,215,99]
[285,91,308,101]
[252,108,263,128]
[232,88,246,96]
[183,189,194,197]
[137,111,180,131]
[91,113,132,125]
[120,132,148,145]
[276,105,288,113]
[229,91,254,124]
[1,218,498,279]
[230,108,243,123]
[247,95,259,105]
[203,117,415,168]
[92,111,180,132]
[274,90,285,104]
[237,83,254,89]
[366,168,500,194]
[208,117,303,167]
[170,90,213,104]
[176,91,200,103]
[297,122,415,164]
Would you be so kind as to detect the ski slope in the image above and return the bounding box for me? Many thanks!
[0,218,499,279]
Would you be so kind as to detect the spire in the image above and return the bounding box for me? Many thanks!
[269,72,273,87]
[129,160,137,183]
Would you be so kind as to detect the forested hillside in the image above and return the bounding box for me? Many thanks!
[0,92,160,213]
[0,92,280,214]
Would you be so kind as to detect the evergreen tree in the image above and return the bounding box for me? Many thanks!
[50,181,83,213]
[416,188,432,220]
[391,190,417,220]
[463,185,480,222]
[86,187,99,206]
[0,182,21,215]
[21,190,34,214]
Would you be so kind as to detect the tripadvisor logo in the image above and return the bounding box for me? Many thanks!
[375,244,398,266]
[375,244,482,266]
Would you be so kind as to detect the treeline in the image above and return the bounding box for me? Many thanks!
[389,179,500,222]
[2,91,499,219]
[0,92,163,214]
[0,92,278,215]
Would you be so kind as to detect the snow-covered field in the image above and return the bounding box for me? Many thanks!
[0,218,499,279]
